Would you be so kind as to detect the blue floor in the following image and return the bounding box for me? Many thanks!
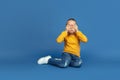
[0,49,120,80]
[1,64,120,80]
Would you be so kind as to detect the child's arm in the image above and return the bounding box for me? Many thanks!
[56,31,68,43]
[76,31,88,43]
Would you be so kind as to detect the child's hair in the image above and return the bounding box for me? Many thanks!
[66,18,77,25]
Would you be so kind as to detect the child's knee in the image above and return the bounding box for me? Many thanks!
[70,60,82,68]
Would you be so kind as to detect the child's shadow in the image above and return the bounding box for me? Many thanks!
[81,49,120,68]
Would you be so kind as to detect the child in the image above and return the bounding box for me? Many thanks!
[37,18,88,68]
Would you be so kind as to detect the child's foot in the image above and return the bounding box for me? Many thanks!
[37,55,51,64]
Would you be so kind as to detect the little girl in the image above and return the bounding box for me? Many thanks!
[37,18,88,68]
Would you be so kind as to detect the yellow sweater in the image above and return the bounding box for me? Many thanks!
[56,31,88,57]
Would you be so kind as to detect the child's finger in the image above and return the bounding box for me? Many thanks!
[75,25,78,32]
[66,26,69,32]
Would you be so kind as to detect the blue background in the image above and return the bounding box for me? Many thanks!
[0,0,120,80]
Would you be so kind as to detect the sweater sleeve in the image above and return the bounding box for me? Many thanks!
[76,31,88,43]
[56,31,68,43]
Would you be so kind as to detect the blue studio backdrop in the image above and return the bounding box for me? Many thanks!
[0,0,120,80]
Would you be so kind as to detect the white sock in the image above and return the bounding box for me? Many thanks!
[37,55,51,64]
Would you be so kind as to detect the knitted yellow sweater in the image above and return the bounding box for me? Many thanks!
[56,31,88,57]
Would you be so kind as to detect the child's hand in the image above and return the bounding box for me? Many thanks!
[74,25,79,32]
[66,26,69,32]
[66,26,76,34]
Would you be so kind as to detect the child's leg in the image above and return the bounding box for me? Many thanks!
[70,54,82,68]
[48,52,71,68]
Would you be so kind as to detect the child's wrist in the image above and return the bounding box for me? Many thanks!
[63,31,68,36]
